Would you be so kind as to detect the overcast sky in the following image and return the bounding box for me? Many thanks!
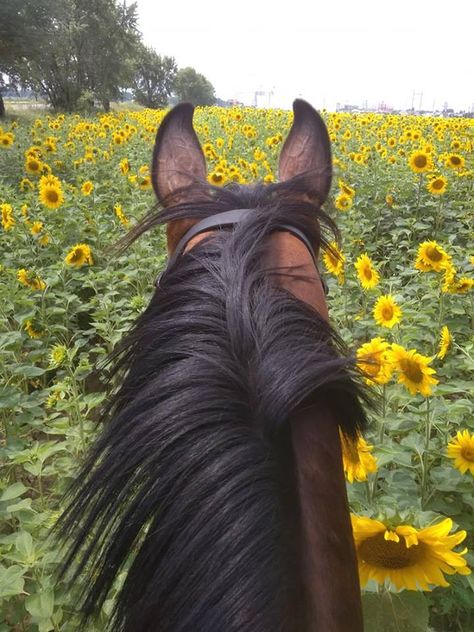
[136,0,473,112]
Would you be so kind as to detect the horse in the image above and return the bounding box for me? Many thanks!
[58,99,369,631]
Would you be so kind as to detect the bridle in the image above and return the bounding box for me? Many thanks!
[155,208,328,294]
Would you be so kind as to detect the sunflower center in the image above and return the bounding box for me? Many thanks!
[414,155,427,168]
[450,156,461,166]
[46,189,59,203]
[382,306,394,320]
[461,447,474,462]
[426,246,442,262]
[399,358,423,383]
[69,249,84,263]
[359,533,426,569]
[364,267,373,280]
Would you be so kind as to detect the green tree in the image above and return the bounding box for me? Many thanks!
[173,67,216,106]
[0,0,141,113]
[132,45,177,109]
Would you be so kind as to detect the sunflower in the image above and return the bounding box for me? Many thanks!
[451,277,474,294]
[0,132,14,147]
[120,158,130,175]
[385,194,394,207]
[25,156,43,175]
[355,254,380,290]
[447,430,474,475]
[373,295,402,328]
[408,150,433,174]
[438,326,453,360]
[24,320,43,339]
[445,154,465,170]
[351,515,470,590]
[322,241,345,281]
[64,243,93,267]
[208,171,227,186]
[39,175,64,210]
[335,193,353,211]
[81,181,94,196]
[114,204,129,226]
[30,221,43,236]
[427,175,448,195]
[1,203,15,231]
[390,344,438,396]
[339,430,377,483]
[415,240,451,272]
[17,268,46,291]
[338,179,355,198]
[356,337,393,385]
[48,344,68,368]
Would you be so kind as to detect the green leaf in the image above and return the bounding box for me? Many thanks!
[362,591,429,632]
[0,564,25,598]
[0,482,27,502]
[15,530,36,565]
[12,364,46,377]
[25,590,55,620]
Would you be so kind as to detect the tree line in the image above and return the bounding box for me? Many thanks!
[0,0,216,116]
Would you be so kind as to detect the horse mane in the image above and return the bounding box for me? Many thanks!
[57,179,369,631]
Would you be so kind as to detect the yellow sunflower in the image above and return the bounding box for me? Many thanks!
[354,253,380,290]
[385,194,395,207]
[322,242,345,281]
[339,430,377,483]
[451,277,474,294]
[338,179,355,198]
[17,268,46,291]
[445,154,465,170]
[334,193,353,211]
[24,319,43,339]
[120,158,130,175]
[25,156,44,175]
[64,243,93,267]
[39,175,64,210]
[81,181,94,196]
[408,150,433,174]
[373,295,402,328]
[437,326,453,360]
[351,515,470,590]
[114,204,129,226]
[447,430,474,475]
[390,344,438,396]
[208,171,227,186]
[356,337,393,385]
[1,203,15,231]
[427,175,448,196]
[415,240,451,272]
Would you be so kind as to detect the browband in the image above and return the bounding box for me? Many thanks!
[155,208,328,294]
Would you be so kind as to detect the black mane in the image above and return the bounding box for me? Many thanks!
[57,180,369,632]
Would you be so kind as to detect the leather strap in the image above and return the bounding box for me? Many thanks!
[155,208,328,294]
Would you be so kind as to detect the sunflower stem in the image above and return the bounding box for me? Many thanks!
[421,397,432,507]
[416,173,423,210]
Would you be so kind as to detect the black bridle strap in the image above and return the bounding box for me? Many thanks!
[156,208,328,294]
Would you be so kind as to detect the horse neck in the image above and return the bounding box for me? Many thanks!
[291,406,363,631]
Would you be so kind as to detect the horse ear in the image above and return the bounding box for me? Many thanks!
[151,102,207,204]
[278,99,332,202]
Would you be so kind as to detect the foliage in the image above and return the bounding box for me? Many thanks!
[132,45,177,109]
[0,105,473,630]
[173,67,216,106]
[0,0,141,112]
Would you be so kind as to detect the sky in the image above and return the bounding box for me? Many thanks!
[135,0,473,112]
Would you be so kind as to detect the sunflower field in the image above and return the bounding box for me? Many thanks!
[0,105,473,631]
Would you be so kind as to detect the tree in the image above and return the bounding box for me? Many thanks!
[132,45,177,109]
[173,67,216,106]
[0,0,141,113]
